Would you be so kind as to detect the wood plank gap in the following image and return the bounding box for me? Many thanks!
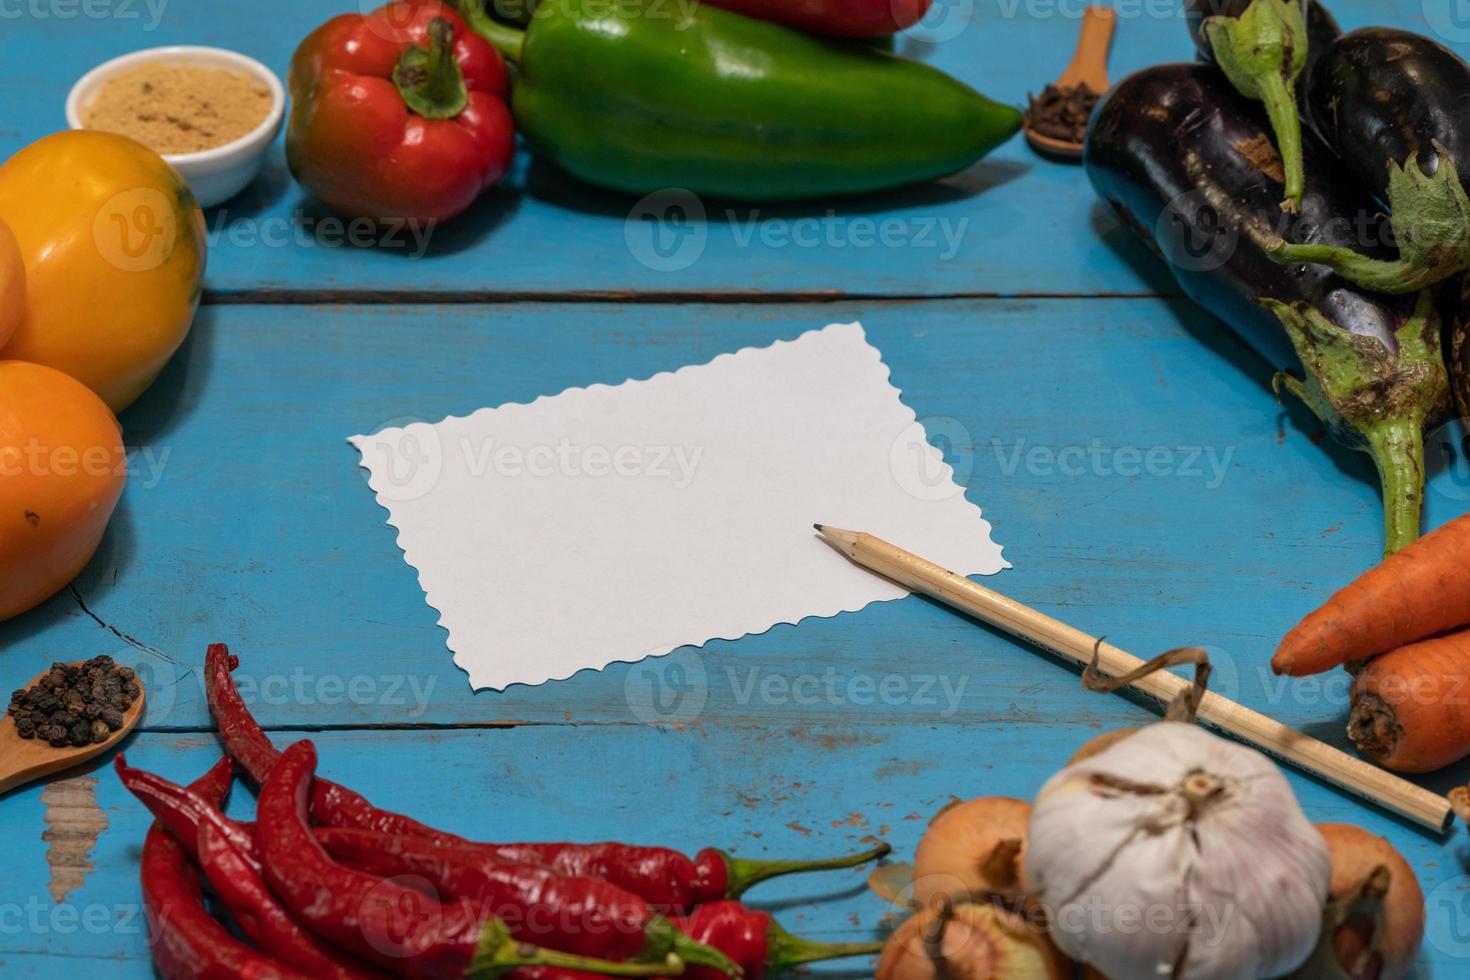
[203,289,1177,306]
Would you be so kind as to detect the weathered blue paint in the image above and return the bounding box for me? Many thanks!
[0,722,1465,975]
[4,0,1470,975]
[0,0,1440,297]
[2,300,1469,974]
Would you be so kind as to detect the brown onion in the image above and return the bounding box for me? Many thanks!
[1296,822,1425,980]
[912,797,1031,905]
[875,900,1071,980]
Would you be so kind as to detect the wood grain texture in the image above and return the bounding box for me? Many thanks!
[0,0,1444,298]
[3,0,1470,974]
[0,726,1463,976]
[0,665,146,796]
[4,298,1467,742]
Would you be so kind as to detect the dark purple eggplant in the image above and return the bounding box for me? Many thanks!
[1270,28,1470,293]
[1441,275,1470,417]
[1085,62,1449,553]
[1187,0,1341,87]
[1182,0,1328,211]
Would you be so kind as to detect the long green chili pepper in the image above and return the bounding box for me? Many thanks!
[449,0,1020,201]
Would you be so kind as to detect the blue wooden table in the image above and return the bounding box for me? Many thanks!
[5,0,1470,975]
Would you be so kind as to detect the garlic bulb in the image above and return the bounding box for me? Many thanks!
[1024,722,1331,980]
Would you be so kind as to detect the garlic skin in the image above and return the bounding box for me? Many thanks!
[1024,722,1331,980]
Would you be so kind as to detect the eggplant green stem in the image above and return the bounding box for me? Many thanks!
[1266,288,1447,555]
[1203,0,1308,212]
[767,920,886,969]
[448,0,527,62]
[724,841,893,898]
[470,919,685,978]
[1269,148,1470,292]
[393,17,470,120]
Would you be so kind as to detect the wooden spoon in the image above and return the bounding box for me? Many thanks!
[0,663,145,795]
[1024,6,1117,160]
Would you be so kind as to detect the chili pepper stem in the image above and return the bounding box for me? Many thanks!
[1202,0,1308,212]
[470,919,685,978]
[644,915,745,977]
[723,841,893,898]
[1266,288,1447,556]
[766,921,886,969]
[394,17,470,120]
[1268,151,1470,292]
[448,0,526,63]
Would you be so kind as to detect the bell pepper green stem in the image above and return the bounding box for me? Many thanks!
[723,841,893,898]
[393,17,470,119]
[643,915,744,977]
[1203,0,1309,211]
[1268,148,1470,292]
[766,920,885,969]
[448,0,527,62]
[470,918,686,977]
[1265,288,1446,556]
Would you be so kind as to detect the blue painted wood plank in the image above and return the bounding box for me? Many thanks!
[4,297,1467,749]
[0,0,1453,296]
[0,725,1463,976]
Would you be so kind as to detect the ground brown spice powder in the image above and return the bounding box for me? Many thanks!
[82,63,271,155]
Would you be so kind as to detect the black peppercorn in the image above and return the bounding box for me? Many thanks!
[6,657,141,751]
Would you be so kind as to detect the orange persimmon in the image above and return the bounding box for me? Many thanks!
[0,360,126,620]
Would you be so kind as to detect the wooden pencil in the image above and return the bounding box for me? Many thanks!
[814,523,1453,833]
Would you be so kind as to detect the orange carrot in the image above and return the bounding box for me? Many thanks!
[1272,511,1470,676]
[1347,628,1470,772]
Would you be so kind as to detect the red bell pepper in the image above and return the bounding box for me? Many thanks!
[286,1,514,224]
[700,0,933,37]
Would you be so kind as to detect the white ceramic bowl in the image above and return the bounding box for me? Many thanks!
[66,46,285,209]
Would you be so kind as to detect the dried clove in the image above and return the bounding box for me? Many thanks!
[1025,83,1100,146]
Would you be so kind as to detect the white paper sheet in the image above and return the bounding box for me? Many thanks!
[350,322,1008,690]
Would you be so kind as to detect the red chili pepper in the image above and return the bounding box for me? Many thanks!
[257,739,687,980]
[462,840,893,915]
[286,1,514,222]
[196,820,389,979]
[700,0,933,37]
[116,753,260,868]
[139,758,314,980]
[675,901,885,980]
[207,644,889,912]
[206,644,453,840]
[317,827,741,974]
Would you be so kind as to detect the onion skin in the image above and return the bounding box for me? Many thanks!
[874,902,1070,980]
[1065,728,1139,765]
[912,798,1031,906]
[1316,823,1424,980]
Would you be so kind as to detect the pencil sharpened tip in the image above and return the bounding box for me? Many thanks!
[813,523,825,532]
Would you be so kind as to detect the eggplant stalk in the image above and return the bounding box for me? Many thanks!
[1267,289,1446,555]
[1270,149,1470,292]
[1203,0,1309,212]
